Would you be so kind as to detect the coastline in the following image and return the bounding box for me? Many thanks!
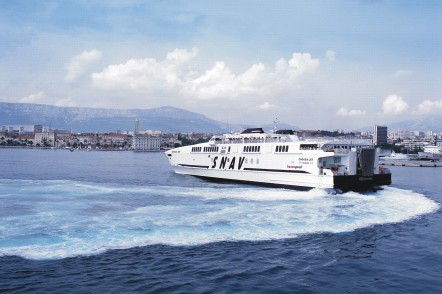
[0,146,163,152]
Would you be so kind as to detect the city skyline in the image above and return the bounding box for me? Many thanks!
[1,1,441,130]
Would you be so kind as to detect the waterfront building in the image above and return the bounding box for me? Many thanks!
[76,133,98,148]
[35,131,56,146]
[102,133,129,144]
[133,134,161,151]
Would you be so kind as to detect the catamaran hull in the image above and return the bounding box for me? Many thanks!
[172,165,391,192]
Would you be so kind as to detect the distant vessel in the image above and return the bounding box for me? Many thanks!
[165,128,391,192]
[418,145,442,161]
[383,151,409,160]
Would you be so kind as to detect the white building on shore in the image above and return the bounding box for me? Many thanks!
[34,130,56,146]
[133,134,161,151]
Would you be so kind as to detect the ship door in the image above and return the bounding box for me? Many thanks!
[221,146,230,154]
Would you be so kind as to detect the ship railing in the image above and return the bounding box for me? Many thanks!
[210,135,295,145]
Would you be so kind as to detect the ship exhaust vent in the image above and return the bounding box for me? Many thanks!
[358,148,375,177]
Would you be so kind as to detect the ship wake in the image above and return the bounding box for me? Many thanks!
[0,179,438,260]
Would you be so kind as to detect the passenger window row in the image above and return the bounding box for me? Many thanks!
[203,146,219,152]
[191,147,202,152]
[276,145,289,152]
[243,145,260,153]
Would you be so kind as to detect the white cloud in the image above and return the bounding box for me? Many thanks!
[91,48,197,93]
[415,99,442,114]
[20,91,45,103]
[393,69,412,77]
[326,50,336,62]
[185,61,239,99]
[166,47,198,63]
[91,48,320,101]
[382,94,409,114]
[336,107,366,116]
[55,98,77,107]
[286,53,320,78]
[257,102,275,110]
[65,49,102,83]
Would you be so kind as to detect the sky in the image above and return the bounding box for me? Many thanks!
[0,0,441,130]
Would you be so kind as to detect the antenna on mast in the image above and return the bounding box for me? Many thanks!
[273,118,279,133]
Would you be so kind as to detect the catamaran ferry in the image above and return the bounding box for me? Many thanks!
[165,128,391,192]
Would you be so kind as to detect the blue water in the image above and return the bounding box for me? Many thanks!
[0,149,441,293]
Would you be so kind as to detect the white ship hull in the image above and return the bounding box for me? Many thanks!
[173,164,334,190]
[165,129,391,192]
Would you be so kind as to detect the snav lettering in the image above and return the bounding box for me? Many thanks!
[211,156,246,170]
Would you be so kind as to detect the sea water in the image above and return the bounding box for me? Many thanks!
[0,149,441,293]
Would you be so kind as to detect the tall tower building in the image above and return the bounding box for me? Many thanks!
[134,118,140,135]
[374,125,388,146]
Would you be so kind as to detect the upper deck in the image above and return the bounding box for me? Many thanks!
[208,128,373,154]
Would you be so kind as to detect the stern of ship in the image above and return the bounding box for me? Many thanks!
[333,147,392,192]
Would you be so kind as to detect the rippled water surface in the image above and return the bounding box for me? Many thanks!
[0,149,441,293]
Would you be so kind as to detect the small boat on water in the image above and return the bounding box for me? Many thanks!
[383,151,409,160]
[165,128,391,192]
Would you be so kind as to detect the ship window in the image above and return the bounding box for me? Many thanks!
[256,158,259,164]
[258,146,260,152]
[251,158,254,164]
[228,147,231,152]
[300,144,318,150]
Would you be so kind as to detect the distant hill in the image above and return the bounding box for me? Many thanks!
[0,102,227,133]
[0,102,299,133]
[387,116,442,132]
[357,115,442,133]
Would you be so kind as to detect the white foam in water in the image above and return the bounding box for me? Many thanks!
[0,179,439,260]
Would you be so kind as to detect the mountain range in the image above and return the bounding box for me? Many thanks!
[387,116,442,133]
[0,102,299,133]
[0,102,229,133]
[1,102,440,133]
